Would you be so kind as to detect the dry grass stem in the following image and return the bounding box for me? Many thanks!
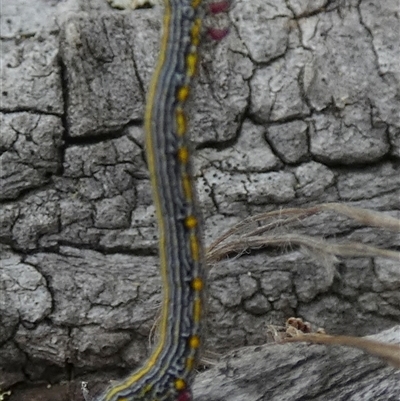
[285,333,400,369]
[206,203,400,264]
[320,203,400,231]
[207,234,400,263]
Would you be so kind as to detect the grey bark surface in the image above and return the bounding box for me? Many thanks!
[0,0,399,400]
[192,326,400,401]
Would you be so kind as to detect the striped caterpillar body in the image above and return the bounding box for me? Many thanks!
[96,1,229,400]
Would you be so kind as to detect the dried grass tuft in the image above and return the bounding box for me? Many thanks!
[207,203,400,263]
[208,203,400,368]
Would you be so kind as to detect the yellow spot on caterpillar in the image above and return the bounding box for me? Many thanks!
[182,174,193,201]
[187,53,198,77]
[177,85,190,102]
[186,356,195,371]
[192,277,204,291]
[193,298,202,323]
[189,335,201,349]
[175,378,186,391]
[177,147,189,164]
[191,0,202,8]
[185,215,198,229]
[191,18,202,47]
[190,234,200,261]
[176,108,187,136]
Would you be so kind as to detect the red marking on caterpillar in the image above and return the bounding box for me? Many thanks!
[208,27,229,41]
[177,390,192,401]
[209,1,230,14]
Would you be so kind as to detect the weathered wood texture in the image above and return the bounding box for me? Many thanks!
[1,0,399,399]
[193,326,400,401]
